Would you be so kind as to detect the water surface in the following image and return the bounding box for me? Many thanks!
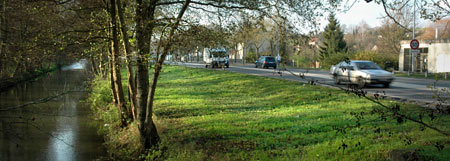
[0,60,106,161]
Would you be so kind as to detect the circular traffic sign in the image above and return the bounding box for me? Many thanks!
[410,39,420,49]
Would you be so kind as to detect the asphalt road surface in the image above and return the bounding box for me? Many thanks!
[173,62,450,106]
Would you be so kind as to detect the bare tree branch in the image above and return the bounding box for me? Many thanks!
[157,0,260,10]
[380,0,413,32]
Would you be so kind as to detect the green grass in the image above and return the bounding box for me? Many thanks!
[395,72,449,80]
[91,65,450,160]
[152,66,450,160]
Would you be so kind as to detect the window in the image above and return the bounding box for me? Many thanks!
[403,47,428,72]
[265,57,275,62]
[404,48,411,71]
[345,66,355,70]
[420,48,428,53]
[355,62,381,70]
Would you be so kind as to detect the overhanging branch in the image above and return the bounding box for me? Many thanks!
[380,0,412,32]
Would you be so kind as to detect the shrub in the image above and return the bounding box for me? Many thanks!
[292,55,313,68]
[87,76,143,161]
[350,51,398,71]
[321,52,352,69]
[244,51,258,63]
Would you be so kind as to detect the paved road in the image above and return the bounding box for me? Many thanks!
[174,62,450,106]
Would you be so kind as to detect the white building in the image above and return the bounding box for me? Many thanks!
[399,39,450,73]
[230,43,245,60]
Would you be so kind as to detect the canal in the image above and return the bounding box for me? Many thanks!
[0,60,106,161]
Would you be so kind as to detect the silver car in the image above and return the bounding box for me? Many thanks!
[330,60,394,88]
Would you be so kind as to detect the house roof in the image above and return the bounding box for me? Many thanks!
[309,37,318,43]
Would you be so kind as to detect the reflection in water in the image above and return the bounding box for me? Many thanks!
[0,60,105,161]
[62,59,88,71]
[46,95,78,161]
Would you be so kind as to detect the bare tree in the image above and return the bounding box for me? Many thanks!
[365,0,449,30]
[420,18,450,39]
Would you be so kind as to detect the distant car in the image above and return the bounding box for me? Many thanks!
[255,56,277,69]
[330,60,394,88]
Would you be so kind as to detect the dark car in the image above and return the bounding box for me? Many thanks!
[255,56,277,69]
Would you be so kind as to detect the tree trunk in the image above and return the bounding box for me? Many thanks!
[105,3,119,106]
[90,56,98,75]
[109,53,118,105]
[144,0,190,149]
[117,0,136,121]
[109,0,129,126]
[0,0,6,78]
[255,44,259,59]
[234,44,237,63]
[103,47,109,78]
[135,0,159,150]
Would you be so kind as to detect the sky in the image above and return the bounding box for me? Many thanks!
[315,1,386,31]
[335,1,386,28]
[323,1,431,30]
[311,1,388,34]
[196,0,432,34]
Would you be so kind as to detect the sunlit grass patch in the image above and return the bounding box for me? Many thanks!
[152,65,450,160]
[91,65,450,160]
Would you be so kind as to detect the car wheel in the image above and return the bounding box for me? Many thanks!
[226,65,229,68]
[383,83,390,88]
[205,65,208,68]
[255,64,258,68]
[333,75,340,85]
[357,77,365,88]
[273,66,276,69]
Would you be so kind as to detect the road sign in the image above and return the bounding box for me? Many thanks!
[410,49,420,54]
[410,39,420,49]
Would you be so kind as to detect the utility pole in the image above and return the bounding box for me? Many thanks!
[409,0,416,76]
[275,23,279,66]
[413,0,416,41]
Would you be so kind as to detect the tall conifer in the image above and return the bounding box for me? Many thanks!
[319,13,347,60]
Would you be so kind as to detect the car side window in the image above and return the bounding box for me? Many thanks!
[339,65,354,72]
[346,66,355,71]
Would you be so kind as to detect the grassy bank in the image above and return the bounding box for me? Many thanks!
[394,72,449,80]
[89,65,450,160]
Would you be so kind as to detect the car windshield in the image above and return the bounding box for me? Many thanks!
[265,57,275,62]
[354,62,381,70]
[212,51,227,57]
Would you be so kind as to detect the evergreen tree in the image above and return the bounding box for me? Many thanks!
[319,13,347,61]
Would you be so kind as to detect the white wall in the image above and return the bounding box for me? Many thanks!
[434,43,450,72]
[399,39,450,73]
